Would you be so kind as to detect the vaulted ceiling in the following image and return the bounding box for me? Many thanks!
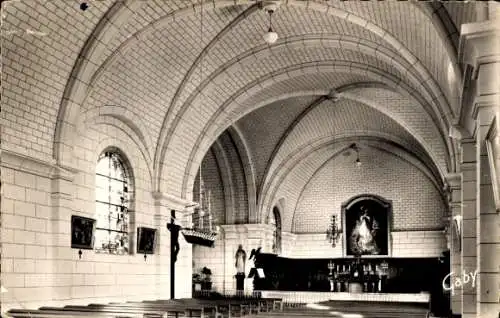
[2,0,486,222]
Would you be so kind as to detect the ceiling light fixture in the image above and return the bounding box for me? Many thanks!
[262,1,280,44]
[263,9,278,44]
[356,155,362,167]
[349,143,362,167]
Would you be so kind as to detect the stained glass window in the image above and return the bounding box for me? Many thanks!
[95,151,130,255]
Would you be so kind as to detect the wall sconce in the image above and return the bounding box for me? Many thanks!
[326,214,341,247]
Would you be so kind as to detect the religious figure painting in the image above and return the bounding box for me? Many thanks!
[137,227,157,254]
[342,195,391,256]
[71,215,96,250]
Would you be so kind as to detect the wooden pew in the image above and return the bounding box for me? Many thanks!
[87,300,225,318]
[144,298,260,318]
[142,299,228,318]
[103,300,218,317]
[6,296,281,318]
[6,308,145,318]
[46,304,187,318]
[86,302,206,318]
[261,298,283,311]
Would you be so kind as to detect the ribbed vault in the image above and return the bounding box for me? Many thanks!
[254,98,443,223]
[287,143,446,233]
[181,65,451,202]
[36,0,464,185]
[1,0,479,220]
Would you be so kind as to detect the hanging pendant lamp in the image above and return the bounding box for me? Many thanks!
[263,9,278,44]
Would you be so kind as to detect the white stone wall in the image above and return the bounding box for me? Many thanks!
[0,122,192,311]
[281,231,446,259]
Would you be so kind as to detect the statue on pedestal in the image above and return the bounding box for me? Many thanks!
[235,245,247,293]
[235,245,247,274]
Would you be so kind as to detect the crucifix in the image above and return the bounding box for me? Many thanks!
[167,209,181,299]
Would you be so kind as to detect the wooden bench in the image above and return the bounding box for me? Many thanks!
[145,298,266,317]
[9,304,191,318]
[39,306,167,317]
[91,302,208,317]
[59,304,196,318]
[144,299,240,318]
[6,297,281,318]
[6,308,146,318]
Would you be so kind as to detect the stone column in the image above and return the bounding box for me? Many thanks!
[475,104,499,317]
[460,139,478,317]
[460,16,500,317]
[280,232,297,258]
[152,195,170,299]
[445,173,462,314]
[49,163,76,304]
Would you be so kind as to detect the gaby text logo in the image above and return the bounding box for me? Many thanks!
[442,270,478,296]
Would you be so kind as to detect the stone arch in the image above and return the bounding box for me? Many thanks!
[83,117,153,187]
[227,125,257,224]
[80,105,154,160]
[262,134,445,227]
[154,3,261,174]
[158,35,452,190]
[211,139,234,225]
[53,1,143,168]
[179,65,451,204]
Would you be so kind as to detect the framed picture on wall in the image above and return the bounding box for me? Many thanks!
[71,215,96,250]
[486,117,500,213]
[137,227,157,254]
[342,194,392,257]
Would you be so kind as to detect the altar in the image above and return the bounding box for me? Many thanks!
[251,253,443,295]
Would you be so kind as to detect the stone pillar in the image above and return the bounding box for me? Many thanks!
[460,16,500,317]
[445,173,463,314]
[152,192,194,299]
[281,231,297,258]
[475,104,499,317]
[460,139,478,317]
[246,224,270,295]
[152,196,170,299]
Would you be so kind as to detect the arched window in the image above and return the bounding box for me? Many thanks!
[271,207,282,254]
[95,150,131,255]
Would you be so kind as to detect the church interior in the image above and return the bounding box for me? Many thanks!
[1,0,499,317]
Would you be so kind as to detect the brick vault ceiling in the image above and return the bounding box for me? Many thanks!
[1,0,479,196]
[247,97,443,217]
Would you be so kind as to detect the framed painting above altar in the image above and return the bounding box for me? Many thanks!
[342,194,392,257]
